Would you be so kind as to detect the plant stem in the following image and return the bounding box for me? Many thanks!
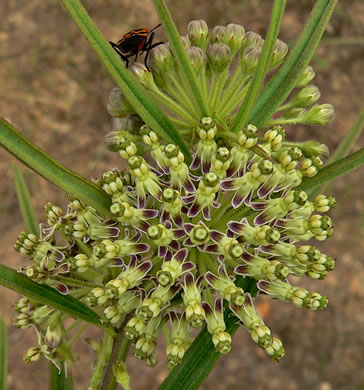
[50,275,103,288]
[100,315,132,390]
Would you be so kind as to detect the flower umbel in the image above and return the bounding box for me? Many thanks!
[13,20,336,373]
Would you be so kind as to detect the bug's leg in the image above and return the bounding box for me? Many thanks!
[109,41,129,67]
[144,33,164,71]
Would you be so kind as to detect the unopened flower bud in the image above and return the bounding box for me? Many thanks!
[241,45,262,74]
[313,194,336,212]
[45,323,64,348]
[211,26,226,44]
[125,316,146,341]
[86,287,108,307]
[104,132,136,157]
[296,140,329,158]
[265,337,285,361]
[290,85,321,108]
[107,87,135,117]
[14,232,39,257]
[118,115,143,135]
[186,46,206,74]
[224,23,245,54]
[296,65,316,87]
[180,35,191,48]
[300,156,323,177]
[130,63,156,89]
[187,20,209,50]
[44,202,63,226]
[242,31,264,52]
[207,43,231,73]
[271,39,288,68]
[302,104,335,125]
[14,313,32,329]
[24,347,42,363]
[282,107,306,120]
[150,44,175,73]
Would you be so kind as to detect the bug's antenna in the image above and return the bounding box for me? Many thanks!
[150,24,162,33]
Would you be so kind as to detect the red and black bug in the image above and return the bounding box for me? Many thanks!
[109,24,163,71]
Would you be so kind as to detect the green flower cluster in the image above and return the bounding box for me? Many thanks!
[13,20,336,372]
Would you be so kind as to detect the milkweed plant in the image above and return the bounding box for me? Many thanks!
[1,0,362,389]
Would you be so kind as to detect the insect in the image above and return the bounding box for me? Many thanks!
[109,24,163,71]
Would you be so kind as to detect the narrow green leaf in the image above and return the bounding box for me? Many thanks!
[0,264,111,332]
[158,278,258,390]
[329,107,364,163]
[12,163,40,236]
[0,118,112,217]
[298,147,364,193]
[49,362,73,390]
[59,0,190,162]
[248,0,338,128]
[231,0,286,133]
[0,317,7,390]
[320,36,364,46]
[152,0,210,118]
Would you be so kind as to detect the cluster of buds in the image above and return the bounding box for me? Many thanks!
[13,20,336,373]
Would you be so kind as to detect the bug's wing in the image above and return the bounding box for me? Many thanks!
[117,34,147,55]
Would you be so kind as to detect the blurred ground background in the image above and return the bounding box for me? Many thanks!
[1,0,364,389]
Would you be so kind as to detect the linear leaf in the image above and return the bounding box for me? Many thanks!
[13,163,40,236]
[59,0,190,162]
[153,0,210,118]
[158,278,258,390]
[0,317,7,390]
[0,118,112,217]
[49,362,73,390]
[0,264,110,332]
[298,147,364,193]
[248,0,338,128]
[232,0,286,133]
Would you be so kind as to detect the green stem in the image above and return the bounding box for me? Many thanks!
[64,319,82,335]
[197,253,213,305]
[208,73,219,107]
[211,69,229,111]
[220,83,250,119]
[218,205,252,229]
[50,275,103,289]
[170,118,193,130]
[151,87,196,123]
[167,74,200,119]
[199,67,209,105]
[66,323,89,347]
[263,117,305,127]
[68,287,90,299]
[209,192,234,227]
[217,67,245,114]
[76,239,93,257]
[202,253,218,275]
[89,333,113,389]
[100,315,132,390]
